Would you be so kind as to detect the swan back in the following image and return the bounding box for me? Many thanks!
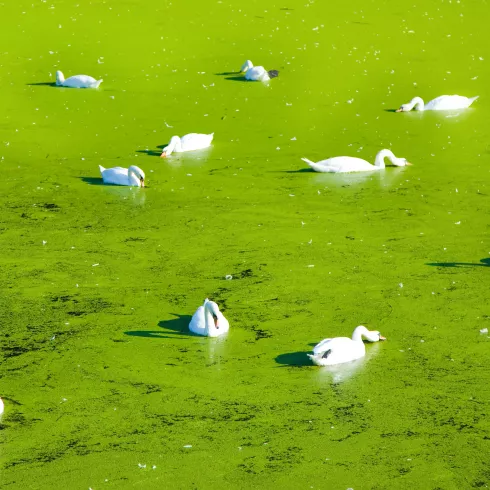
[180,133,214,150]
[56,70,102,88]
[302,156,377,173]
[244,66,270,81]
[425,94,479,110]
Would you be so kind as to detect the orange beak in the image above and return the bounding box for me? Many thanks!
[160,152,167,158]
[395,108,403,113]
[379,335,387,341]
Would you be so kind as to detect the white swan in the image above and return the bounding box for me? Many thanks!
[0,397,4,417]
[302,149,411,173]
[396,95,478,112]
[99,165,145,187]
[161,133,214,157]
[308,326,386,366]
[56,70,102,89]
[240,60,279,82]
[189,299,229,337]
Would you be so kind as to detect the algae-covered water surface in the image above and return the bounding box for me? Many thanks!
[1,0,490,488]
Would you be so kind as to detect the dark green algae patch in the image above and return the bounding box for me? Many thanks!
[1,0,490,488]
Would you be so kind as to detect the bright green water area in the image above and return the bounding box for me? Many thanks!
[1,0,490,488]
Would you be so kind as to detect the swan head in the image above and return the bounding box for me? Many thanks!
[128,165,145,187]
[394,157,411,167]
[204,299,221,328]
[371,331,387,342]
[353,325,386,342]
[160,136,180,158]
[395,104,410,113]
[240,60,253,73]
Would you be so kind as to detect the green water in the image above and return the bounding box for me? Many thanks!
[1,0,490,488]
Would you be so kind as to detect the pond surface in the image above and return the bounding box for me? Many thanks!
[1,0,489,488]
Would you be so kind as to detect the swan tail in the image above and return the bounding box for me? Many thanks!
[99,165,105,174]
[94,79,103,88]
[469,96,479,105]
[301,157,316,167]
[312,339,332,355]
[301,157,325,172]
[308,354,324,366]
[267,70,279,79]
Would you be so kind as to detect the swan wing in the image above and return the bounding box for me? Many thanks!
[307,156,374,173]
[312,338,333,355]
[245,66,269,81]
[189,306,206,335]
[425,95,476,110]
[311,337,365,365]
[63,75,102,88]
[100,166,129,186]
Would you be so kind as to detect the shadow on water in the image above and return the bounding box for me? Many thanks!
[136,149,162,157]
[224,76,249,82]
[158,314,193,335]
[282,168,315,174]
[124,314,194,339]
[215,71,240,76]
[215,71,248,81]
[27,82,57,87]
[79,176,105,186]
[138,144,166,156]
[275,351,312,367]
[427,258,490,268]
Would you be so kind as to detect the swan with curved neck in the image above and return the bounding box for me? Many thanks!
[240,60,279,82]
[99,165,145,187]
[308,326,386,366]
[161,133,214,157]
[56,70,103,89]
[189,299,229,337]
[396,95,479,112]
[302,149,411,173]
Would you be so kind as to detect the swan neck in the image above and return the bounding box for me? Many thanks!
[374,149,395,168]
[410,97,425,111]
[204,301,216,335]
[351,326,369,342]
[128,168,140,186]
[167,136,181,155]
